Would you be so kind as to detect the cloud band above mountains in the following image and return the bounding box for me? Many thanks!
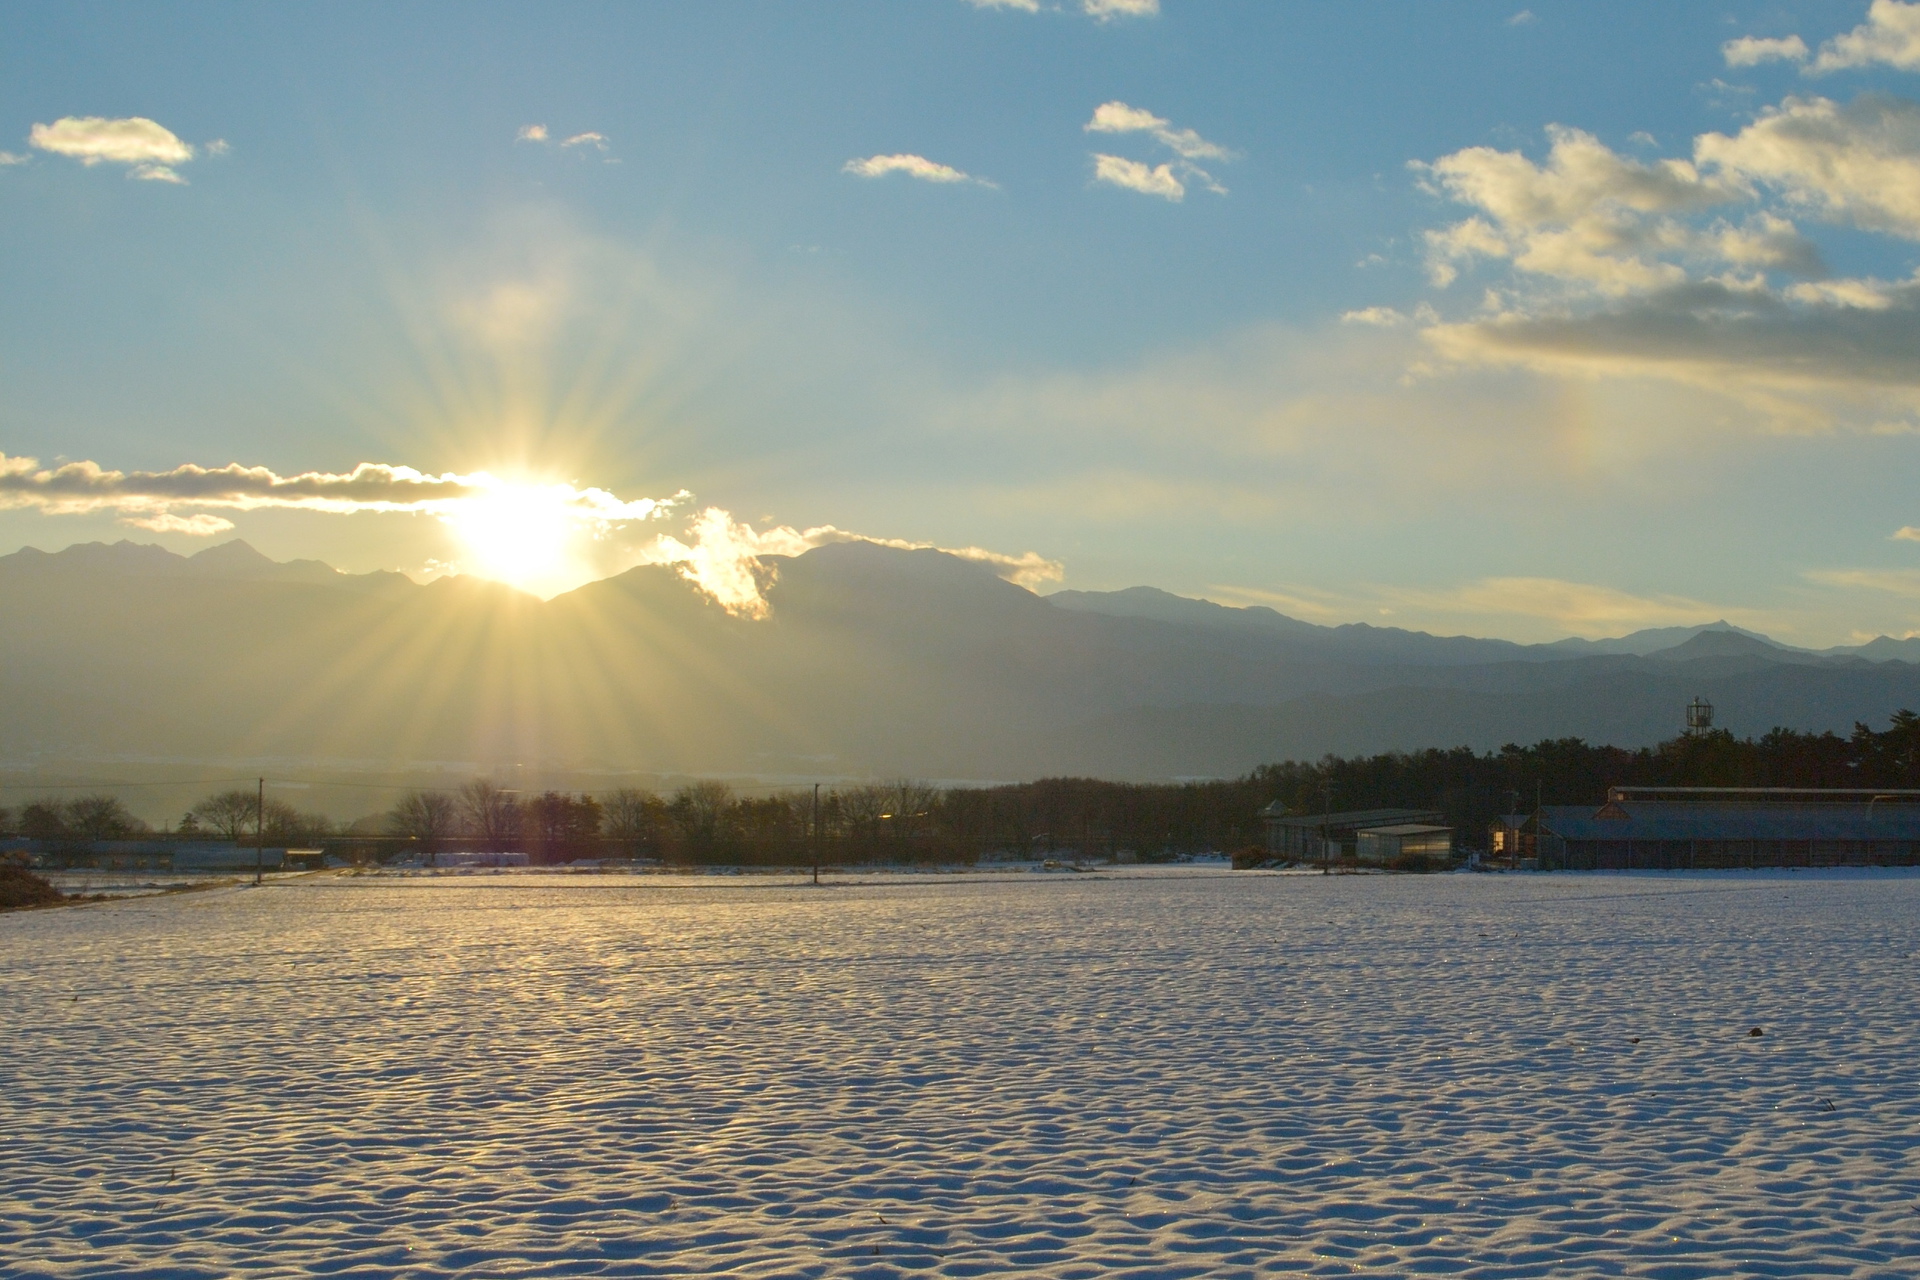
[0,453,1059,618]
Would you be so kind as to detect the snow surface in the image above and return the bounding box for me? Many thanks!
[4,868,1918,1278]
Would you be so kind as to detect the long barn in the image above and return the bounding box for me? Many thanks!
[1538,787,1920,870]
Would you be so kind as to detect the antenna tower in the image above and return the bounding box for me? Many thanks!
[1685,696,1714,736]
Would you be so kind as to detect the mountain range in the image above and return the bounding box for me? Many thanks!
[5,537,1920,781]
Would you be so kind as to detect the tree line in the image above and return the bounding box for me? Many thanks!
[8,713,1920,861]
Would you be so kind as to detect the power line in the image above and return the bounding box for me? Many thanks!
[0,776,259,792]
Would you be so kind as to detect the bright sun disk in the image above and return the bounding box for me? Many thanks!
[444,482,579,594]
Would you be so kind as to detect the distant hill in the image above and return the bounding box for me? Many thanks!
[3,538,1919,780]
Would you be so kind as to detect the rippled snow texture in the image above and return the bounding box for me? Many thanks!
[5,869,1920,1278]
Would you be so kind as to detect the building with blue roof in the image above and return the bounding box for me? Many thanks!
[1538,788,1920,870]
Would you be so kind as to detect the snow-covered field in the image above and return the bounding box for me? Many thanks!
[4,868,1918,1278]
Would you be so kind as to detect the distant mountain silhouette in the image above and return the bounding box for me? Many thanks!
[4,538,1920,779]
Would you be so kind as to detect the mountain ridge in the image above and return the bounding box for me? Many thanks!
[4,537,1918,779]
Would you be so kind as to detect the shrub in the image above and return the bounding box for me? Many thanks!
[0,864,63,910]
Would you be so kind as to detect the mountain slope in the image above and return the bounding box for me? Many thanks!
[4,538,1919,779]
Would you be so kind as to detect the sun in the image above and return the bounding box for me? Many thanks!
[443,482,580,596]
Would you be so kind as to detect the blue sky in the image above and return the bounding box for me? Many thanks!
[8,1,1920,643]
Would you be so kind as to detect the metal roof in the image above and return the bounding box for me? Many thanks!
[1541,802,1920,843]
[1357,824,1453,837]
[1263,807,1444,831]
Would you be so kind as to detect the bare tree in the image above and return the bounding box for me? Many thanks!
[20,799,67,842]
[887,779,941,840]
[835,783,891,845]
[264,803,333,845]
[459,779,522,852]
[65,795,146,840]
[525,791,603,863]
[192,790,260,843]
[601,786,662,857]
[669,780,735,852]
[387,790,458,861]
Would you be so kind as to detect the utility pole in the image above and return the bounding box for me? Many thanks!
[1534,778,1543,872]
[254,776,265,886]
[1319,780,1334,872]
[811,782,820,886]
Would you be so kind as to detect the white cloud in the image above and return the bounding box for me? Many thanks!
[637,507,1061,619]
[964,0,1040,10]
[1091,154,1184,200]
[29,116,193,166]
[1696,94,1920,240]
[1723,34,1810,67]
[1341,306,1407,326]
[1085,101,1231,161]
[1508,9,1537,26]
[0,151,27,166]
[28,116,196,182]
[843,153,991,186]
[640,514,1060,617]
[1811,0,1920,73]
[561,131,609,151]
[1417,127,1749,295]
[518,124,549,142]
[1084,101,1234,198]
[1083,0,1159,19]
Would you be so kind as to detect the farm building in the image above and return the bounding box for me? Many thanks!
[1355,823,1454,863]
[1259,805,1445,860]
[1538,787,1920,870]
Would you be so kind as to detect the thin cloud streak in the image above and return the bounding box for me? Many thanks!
[843,153,993,186]
[0,453,672,523]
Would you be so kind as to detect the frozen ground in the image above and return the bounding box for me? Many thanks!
[4,868,1918,1278]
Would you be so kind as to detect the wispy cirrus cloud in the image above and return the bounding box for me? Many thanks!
[29,115,196,183]
[1209,575,1763,642]
[962,0,1157,17]
[516,124,615,160]
[1086,101,1234,199]
[843,152,995,187]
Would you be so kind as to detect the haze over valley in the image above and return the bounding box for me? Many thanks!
[11,536,1920,789]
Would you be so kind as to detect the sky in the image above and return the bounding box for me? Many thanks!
[9,1,1920,644]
